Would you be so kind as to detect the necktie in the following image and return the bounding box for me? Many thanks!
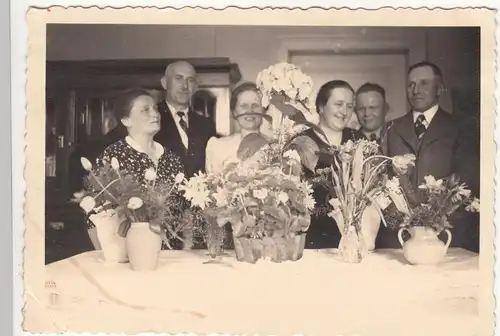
[177,111,188,134]
[415,114,427,140]
[369,133,377,142]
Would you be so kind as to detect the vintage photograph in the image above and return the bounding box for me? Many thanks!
[24,7,495,336]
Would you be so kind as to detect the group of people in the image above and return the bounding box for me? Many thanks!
[70,59,478,251]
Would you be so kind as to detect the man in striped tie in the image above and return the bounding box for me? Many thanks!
[384,61,477,251]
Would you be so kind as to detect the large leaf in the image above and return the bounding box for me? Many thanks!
[286,135,320,172]
[351,144,364,192]
[270,93,302,118]
[237,133,270,161]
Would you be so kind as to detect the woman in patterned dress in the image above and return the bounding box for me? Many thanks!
[86,89,185,249]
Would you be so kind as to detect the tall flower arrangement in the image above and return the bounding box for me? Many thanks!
[180,63,323,263]
[312,140,416,262]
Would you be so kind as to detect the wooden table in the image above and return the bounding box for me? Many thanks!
[42,248,479,335]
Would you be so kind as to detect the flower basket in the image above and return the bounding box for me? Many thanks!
[233,232,307,263]
[89,210,128,263]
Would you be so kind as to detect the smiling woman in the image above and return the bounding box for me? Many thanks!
[295,79,363,249]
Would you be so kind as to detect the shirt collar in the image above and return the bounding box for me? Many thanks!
[166,101,189,123]
[413,104,439,123]
[125,136,164,159]
[362,127,382,140]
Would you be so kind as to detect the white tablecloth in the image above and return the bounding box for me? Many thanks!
[43,248,479,335]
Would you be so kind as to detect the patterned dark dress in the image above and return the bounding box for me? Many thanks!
[86,137,185,249]
[299,127,363,249]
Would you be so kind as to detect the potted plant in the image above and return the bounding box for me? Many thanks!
[74,157,192,270]
[311,140,416,263]
[73,157,131,263]
[386,174,480,265]
[179,146,316,264]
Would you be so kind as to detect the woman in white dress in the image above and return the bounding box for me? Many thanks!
[205,81,266,174]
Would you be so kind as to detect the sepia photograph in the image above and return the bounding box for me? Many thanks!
[23,7,495,336]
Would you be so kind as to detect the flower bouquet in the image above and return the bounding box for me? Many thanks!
[384,174,480,265]
[73,157,192,269]
[180,155,315,263]
[312,140,416,263]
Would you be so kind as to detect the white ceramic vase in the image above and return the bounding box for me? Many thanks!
[360,204,381,252]
[126,222,162,271]
[398,226,452,265]
[89,210,128,263]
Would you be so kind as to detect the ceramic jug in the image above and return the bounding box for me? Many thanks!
[398,226,452,265]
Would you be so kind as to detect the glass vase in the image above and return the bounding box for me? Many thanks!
[338,225,367,263]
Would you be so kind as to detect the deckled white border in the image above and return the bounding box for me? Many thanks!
[12,2,500,336]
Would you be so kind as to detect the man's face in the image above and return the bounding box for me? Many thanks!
[355,91,387,132]
[407,65,442,112]
[163,62,197,107]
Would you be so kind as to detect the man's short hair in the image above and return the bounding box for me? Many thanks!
[355,82,386,101]
[408,61,443,80]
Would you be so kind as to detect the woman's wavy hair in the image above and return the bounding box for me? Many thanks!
[315,80,354,114]
[113,88,155,121]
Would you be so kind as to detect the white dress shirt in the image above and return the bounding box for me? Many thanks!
[167,102,189,149]
[413,104,439,128]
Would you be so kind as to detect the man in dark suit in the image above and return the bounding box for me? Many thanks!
[384,61,476,249]
[155,61,216,178]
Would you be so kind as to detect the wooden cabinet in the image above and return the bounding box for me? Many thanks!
[46,58,241,223]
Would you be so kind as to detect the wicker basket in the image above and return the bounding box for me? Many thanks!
[232,233,307,263]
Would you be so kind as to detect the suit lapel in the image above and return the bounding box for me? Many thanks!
[418,109,452,151]
[394,112,419,153]
[158,101,186,153]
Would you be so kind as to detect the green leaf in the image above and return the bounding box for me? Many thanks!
[270,93,302,118]
[351,144,364,193]
[237,133,270,161]
[286,135,320,172]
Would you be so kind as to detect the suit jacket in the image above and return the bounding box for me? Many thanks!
[384,108,472,189]
[382,109,476,249]
[155,100,216,178]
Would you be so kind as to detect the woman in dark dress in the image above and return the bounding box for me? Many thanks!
[299,80,363,249]
[87,89,185,249]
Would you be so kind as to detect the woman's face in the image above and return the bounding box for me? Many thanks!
[319,87,355,131]
[233,90,264,131]
[121,95,161,136]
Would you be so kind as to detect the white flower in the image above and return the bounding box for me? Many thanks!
[283,149,301,163]
[465,197,480,212]
[456,185,472,199]
[174,172,185,184]
[278,191,289,204]
[420,175,445,192]
[253,189,268,200]
[144,168,157,181]
[212,188,230,207]
[179,172,210,209]
[392,154,416,174]
[127,197,144,210]
[79,196,96,213]
[328,198,342,210]
[80,157,93,171]
[110,157,120,170]
[304,194,316,210]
